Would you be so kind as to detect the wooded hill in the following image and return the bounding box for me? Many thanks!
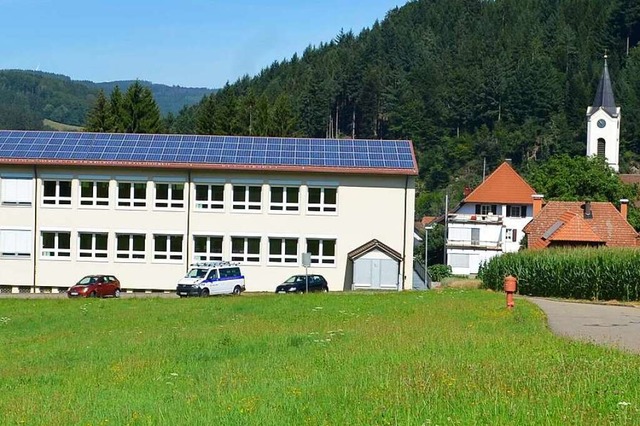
[0,70,213,130]
[166,0,640,215]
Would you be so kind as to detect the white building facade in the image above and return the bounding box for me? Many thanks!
[0,131,417,293]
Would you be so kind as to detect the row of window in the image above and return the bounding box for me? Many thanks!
[0,229,337,265]
[474,204,529,218]
[1,178,338,213]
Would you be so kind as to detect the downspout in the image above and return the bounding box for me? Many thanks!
[185,170,192,273]
[32,165,38,290]
[400,175,409,291]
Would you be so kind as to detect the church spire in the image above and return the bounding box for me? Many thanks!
[589,53,618,117]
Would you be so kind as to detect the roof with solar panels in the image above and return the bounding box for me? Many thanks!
[0,131,418,176]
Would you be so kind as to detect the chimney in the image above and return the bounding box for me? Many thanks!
[532,194,544,216]
[620,199,629,220]
[505,158,512,165]
[583,201,593,219]
[463,186,472,198]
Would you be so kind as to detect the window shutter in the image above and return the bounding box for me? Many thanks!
[475,204,481,214]
[512,229,518,241]
[521,206,527,217]
[491,205,497,215]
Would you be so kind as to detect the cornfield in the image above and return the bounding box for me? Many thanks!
[478,247,640,301]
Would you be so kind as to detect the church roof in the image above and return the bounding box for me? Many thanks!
[588,56,618,117]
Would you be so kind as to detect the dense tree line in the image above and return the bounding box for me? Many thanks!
[163,0,640,217]
[85,82,162,133]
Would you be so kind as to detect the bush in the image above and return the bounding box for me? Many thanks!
[428,264,452,282]
[478,247,640,301]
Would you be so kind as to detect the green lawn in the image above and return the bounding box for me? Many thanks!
[1,290,639,425]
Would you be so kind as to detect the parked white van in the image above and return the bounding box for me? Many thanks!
[176,261,246,297]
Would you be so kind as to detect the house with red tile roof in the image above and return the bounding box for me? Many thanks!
[523,199,638,249]
[446,161,539,275]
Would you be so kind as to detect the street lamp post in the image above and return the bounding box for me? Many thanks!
[424,225,433,289]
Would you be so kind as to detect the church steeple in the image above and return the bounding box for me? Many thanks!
[588,54,618,117]
[586,53,621,172]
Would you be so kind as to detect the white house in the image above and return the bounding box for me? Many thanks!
[445,162,538,275]
[0,131,417,293]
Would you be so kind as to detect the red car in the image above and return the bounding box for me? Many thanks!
[67,275,121,298]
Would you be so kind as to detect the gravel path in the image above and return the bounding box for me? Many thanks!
[528,297,640,354]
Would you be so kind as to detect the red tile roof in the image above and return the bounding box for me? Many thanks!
[464,162,537,204]
[523,201,638,249]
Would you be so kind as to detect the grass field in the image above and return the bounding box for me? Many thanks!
[1,290,639,425]
[43,119,84,132]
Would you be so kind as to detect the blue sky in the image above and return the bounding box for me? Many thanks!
[0,0,406,88]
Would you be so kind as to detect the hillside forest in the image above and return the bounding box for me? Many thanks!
[5,0,640,222]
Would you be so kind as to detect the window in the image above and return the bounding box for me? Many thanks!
[78,233,108,259]
[505,229,517,243]
[80,181,109,206]
[471,228,480,246]
[0,229,31,257]
[43,180,71,205]
[231,236,260,262]
[597,138,606,158]
[232,185,261,210]
[116,234,146,259]
[308,187,337,213]
[1,178,33,205]
[117,182,147,208]
[270,186,299,212]
[155,183,185,209]
[306,239,336,265]
[195,184,224,210]
[268,238,298,263]
[475,204,497,215]
[41,231,71,258]
[153,235,183,261]
[193,236,223,261]
[506,205,527,218]
[449,254,470,268]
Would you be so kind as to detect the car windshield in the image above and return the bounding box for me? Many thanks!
[186,268,208,279]
[284,276,306,284]
[76,276,96,285]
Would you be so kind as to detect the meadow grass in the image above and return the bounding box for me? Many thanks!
[1,289,639,425]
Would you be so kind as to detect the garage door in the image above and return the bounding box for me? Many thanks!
[353,258,399,289]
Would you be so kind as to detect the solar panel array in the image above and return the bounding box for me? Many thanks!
[0,131,416,171]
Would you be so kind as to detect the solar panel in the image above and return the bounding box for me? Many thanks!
[0,130,417,173]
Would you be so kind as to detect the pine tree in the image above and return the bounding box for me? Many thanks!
[122,81,162,133]
[108,86,126,132]
[85,89,111,132]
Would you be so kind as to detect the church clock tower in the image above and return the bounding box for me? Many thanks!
[586,54,621,172]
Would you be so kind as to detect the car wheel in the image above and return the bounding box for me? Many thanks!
[114,289,121,298]
[200,288,209,297]
[232,286,242,296]
[90,291,97,298]
[323,286,329,292]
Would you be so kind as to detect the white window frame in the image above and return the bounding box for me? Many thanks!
[307,187,337,214]
[306,238,337,266]
[1,177,33,206]
[153,234,184,261]
[232,185,262,211]
[231,236,261,263]
[41,231,71,258]
[42,180,72,206]
[117,182,147,209]
[269,186,300,213]
[193,235,224,261]
[194,184,225,210]
[268,237,299,264]
[154,182,185,209]
[79,180,110,207]
[115,233,146,260]
[0,229,32,258]
[78,232,108,260]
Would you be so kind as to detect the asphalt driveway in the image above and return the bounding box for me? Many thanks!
[528,297,640,354]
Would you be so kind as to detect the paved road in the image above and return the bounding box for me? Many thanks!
[528,298,640,354]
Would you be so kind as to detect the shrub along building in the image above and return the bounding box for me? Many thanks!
[0,130,418,293]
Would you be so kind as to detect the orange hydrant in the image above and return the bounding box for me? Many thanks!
[503,275,517,309]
